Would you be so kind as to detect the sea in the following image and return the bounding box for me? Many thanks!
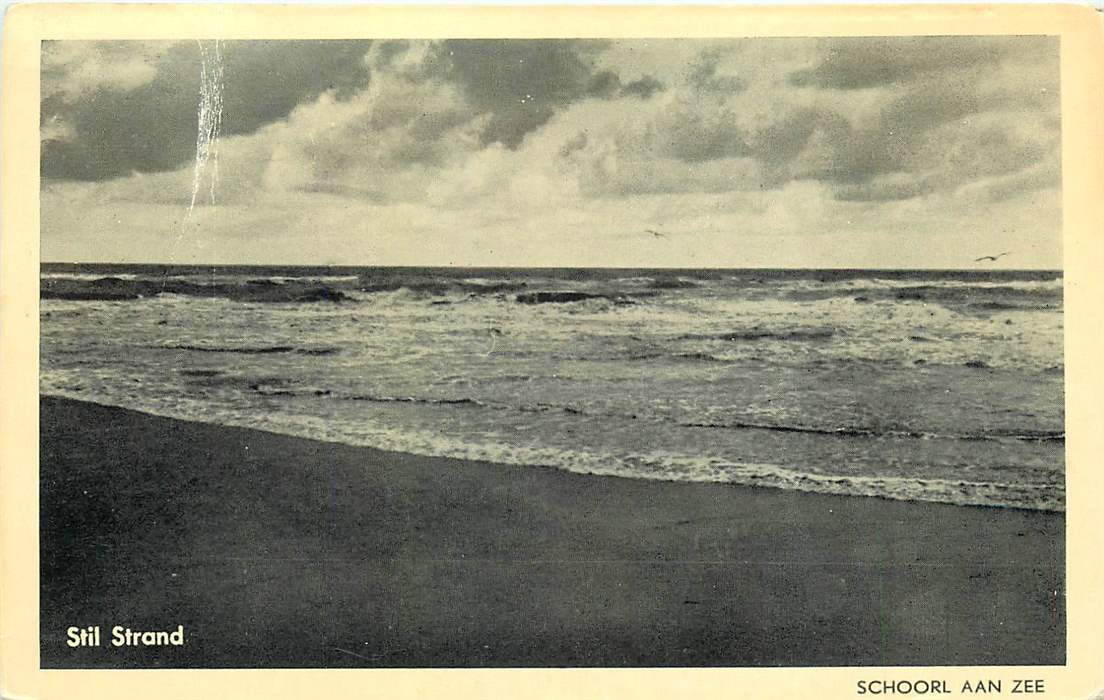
[40,265,1065,512]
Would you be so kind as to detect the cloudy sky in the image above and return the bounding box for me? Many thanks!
[41,37,1061,268]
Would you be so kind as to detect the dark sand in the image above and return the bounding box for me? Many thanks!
[40,396,1064,668]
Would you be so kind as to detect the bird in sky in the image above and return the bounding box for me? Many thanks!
[974,251,1011,262]
[645,229,667,239]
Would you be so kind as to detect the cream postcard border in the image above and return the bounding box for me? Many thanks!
[2,5,1102,699]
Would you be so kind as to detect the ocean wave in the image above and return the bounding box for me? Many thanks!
[647,277,700,289]
[678,328,835,342]
[623,351,740,363]
[266,275,360,284]
[357,276,530,297]
[42,277,350,303]
[672,352,730,362]
[347,393,485,407]
[41,272,140,281]
[489,344,1059,372]
[965,301,1059,312]
[41,270,1064,317]
[785,283,1062,312]
[37,390,1065,512]
[38,265,1066,514]
[236,384,1062,444]
[146,344,341,356]
[516,291,638,305]
[40,272,677,307]
[253,386,488,407]
[679,420,1064,443]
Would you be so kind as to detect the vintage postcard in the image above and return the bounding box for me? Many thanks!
[2,3,1103,699]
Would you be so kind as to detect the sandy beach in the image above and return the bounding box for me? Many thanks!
[40,396,1064,668]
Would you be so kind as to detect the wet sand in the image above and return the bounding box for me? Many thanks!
[40,396,1064,668]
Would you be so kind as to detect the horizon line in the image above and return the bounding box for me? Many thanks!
[39,261,1064,273]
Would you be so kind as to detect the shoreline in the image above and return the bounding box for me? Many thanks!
[37,393,1065,514]
[40,395,1065,668]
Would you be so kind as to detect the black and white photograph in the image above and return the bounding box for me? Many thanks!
[36,33,1065,670]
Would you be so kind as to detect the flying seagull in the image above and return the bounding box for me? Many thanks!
[974,251,1011,262]
[645,229,667,239]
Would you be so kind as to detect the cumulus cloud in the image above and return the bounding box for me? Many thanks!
[40,36,1063,268]
[41,40,373,180]
[426,39,662,149]
[42,41,167,103]
[257,48,487,204]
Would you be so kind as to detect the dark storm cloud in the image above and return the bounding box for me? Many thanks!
[788,36,1056,90]
[759,69,1055,195]
[819,118,930,185]
[688,49,747,94]
[785,114,909,186]
[586,71,667,100]
[589,72,668,102]
[430,40,656,149]
[784,113,1052,202]
[621,75,665,99]
[41,40,373,181]
[749,107,843,167]
[545,36,1059,205]
[42,36,1060,212]
[878,82,982,134]
[775,110,940,189]
[587,70,623,99]
[663,108,750,162]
